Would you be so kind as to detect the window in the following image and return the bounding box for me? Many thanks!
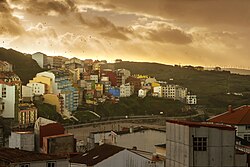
[246,125,250,130]
[244,134,250,141]
[193,137,207,151]
[19,163,30,167]
[47,161,56,167]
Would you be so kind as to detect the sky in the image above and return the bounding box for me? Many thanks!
[0,0,250,68]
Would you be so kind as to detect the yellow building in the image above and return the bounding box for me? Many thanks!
[152,82,160,88]
[95,83,103,97]
[133,74,149,79]
[29,76,53,93]
[43,94,64,114]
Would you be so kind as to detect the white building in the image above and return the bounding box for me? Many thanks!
[138,89,148,98]
[145,77,157,84]
[32,52,48,68]
[90,74,99,83]
[186,94,197,104]
[36,70,78,112]
[153,86,163,97]
[120,83,132,97]
[175,86,187,102]
[27,82,46,95]
[91,128,166,153]
[70,144,164,167]
[162,84,176,99]
[22,85,33,102]
[0,83,16,118]
[166,119,247,167]
[208,105,250,142]
[9,131,35,151]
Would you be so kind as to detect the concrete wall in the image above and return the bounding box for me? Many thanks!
[166,122,190,167]
[9,132,35,151]
[0,84,16,118]
[189,127,235,167]
[43,135,75,154]
[115,130,165,153]
[22,85,32,98]
[166,122,247,167]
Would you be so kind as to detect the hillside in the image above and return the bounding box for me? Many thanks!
[0,48,43,84]
[105,62,250,114]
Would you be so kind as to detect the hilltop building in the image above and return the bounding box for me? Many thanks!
[36,70,78,113]
[0,60,12,72]
[64,57,83,70]
[186,94,197,105]
[32,52,48,69]
[120,83,133,97]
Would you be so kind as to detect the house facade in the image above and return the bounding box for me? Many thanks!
[166,119,247,167]
[208,105,250,142]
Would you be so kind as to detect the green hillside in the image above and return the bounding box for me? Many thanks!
[109,62,250,114]
[0,48,43,84]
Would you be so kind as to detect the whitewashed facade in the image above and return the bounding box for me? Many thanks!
[138,89,148,98]
[9,131,35,151]
[120,83,132,97]
[186,94,197,104]
[0,83,16,118]
[153,86,162,97]
[27,82,46,95]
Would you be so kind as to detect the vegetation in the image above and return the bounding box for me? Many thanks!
[94,95,196,117]
[111,62,250,114]
[36,102,64,122]
[0,47,43,84]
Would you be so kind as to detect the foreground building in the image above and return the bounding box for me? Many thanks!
[208,105,250,141]
[70,144,164,167]
[166,120,247,167]
[0,148,69,167]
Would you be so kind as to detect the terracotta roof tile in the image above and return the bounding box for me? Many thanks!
[0,148,67,163]
[70,144,125,166]
[208,105,250,125]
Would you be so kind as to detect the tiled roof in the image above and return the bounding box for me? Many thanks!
[70,144,125,166]
[208,105,250,125]
[166,119,235,131]
[0,148,67,163]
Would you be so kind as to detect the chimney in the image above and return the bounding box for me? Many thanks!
[228,105,233,113]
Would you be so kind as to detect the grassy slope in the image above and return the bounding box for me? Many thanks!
[0,48,43,84]
[111,62,250,114]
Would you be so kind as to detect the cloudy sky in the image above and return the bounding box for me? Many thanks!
[0,0,250,68]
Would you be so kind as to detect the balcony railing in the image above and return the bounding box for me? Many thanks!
[235,144,250,154]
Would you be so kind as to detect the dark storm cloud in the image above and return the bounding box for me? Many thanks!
[77,13,133,40]
[145,28,192,44]
[10,0,77,15]
[0,0,24,36]
[88,0,250,27]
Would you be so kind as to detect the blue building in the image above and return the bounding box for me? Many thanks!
[108,87,120,97]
